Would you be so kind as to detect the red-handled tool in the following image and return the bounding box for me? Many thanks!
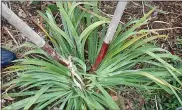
[91,1,128,71]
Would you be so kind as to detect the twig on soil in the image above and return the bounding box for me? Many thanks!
[126,99,133,110]
[2,83,16,101]
[152,21,170,25]
[148,27,182,32]
[142,1,145,15]
[4,27,19,46]
[98,9,125,25]
[77,5,106,20]
[39,1,43,27]
[98,8,113,17]
[54,12,59,19]
[3,84,16,95]
[78,5,125,25]
[155,95,158,110]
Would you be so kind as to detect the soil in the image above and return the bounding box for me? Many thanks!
[1,1,182,110]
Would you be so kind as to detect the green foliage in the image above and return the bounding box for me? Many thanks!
[142,85,182,110]
[2,2,182,110]
[176,36,182,50]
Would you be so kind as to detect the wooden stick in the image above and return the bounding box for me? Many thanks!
[4,27,19,46]
[2,3,45,47]
[2,3,68,66]
[91,1,128,71]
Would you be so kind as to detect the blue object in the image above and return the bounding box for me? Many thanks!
[176,107,182,110]
[1,48,17,68]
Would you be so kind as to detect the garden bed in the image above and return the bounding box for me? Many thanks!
[1,1,182,110]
